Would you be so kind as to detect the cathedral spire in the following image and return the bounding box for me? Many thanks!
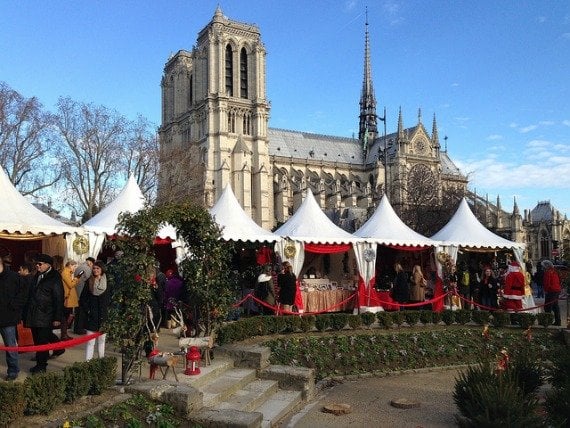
[418,108,422,125]
[358,7,377,155]
[398,107,404,139]
[513,196,520,215]
[431,114,439,148]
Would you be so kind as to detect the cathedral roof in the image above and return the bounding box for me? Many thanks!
[530,201,558,222]
[268,128,363,165]
[440,152,463,176]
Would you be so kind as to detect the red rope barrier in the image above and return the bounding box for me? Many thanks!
[0,332,102,353]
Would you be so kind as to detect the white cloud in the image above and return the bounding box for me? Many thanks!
[451,82,460,87]
[519,124,538,133]
[538,16,547,23]
[563,120,570,126]
[486,134,503,141]
[539,120,555,126]
[562,33,570,40]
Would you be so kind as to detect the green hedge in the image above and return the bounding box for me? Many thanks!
[0,356,117,425]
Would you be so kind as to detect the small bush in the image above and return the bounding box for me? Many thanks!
[510,313,536,329]
[376,312,393,329]
[0,381,26,425]
[330,313,348,331]
[391,311,405,326]
[24,371,65,415]
[360,312,376,327]
[441,310,455,325]
[63,362,92,403]
[300,315,315,332]
[455,309,471,325]
[283,315,302,333]
[432,311,443,324]
[315,314,331,332]
[403,311,421,326]
[418,310,433,325]
[471,310,491,325]
[536,312,554,328]
[490,311,510,328]
[87,356,117,395]
[347,314,362,330]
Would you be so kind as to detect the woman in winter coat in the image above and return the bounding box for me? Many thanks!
[479,266,499,309]
[256,265,275,315]
[392,263,409,307]
[409,265,426,306]
[277,261,297,313]
[60,260,79,340]
[82,261,111,360]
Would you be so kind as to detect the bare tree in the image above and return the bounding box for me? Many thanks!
[53,97,129,221]
[123,115,159,202]
[0,82,59,195]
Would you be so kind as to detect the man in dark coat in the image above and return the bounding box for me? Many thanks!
[0,255,28,380]
[24,254,65,374]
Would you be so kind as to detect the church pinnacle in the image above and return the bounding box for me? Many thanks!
[358,8,377,156]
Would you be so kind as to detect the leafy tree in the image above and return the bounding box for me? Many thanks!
[104,201,233,383]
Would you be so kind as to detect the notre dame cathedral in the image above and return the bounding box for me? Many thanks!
[158,7,570,265]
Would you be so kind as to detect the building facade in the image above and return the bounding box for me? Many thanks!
[158,7,569,263]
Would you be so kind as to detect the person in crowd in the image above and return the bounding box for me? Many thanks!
[256,265,275,315]
[0,255,28,381]
[163,268,184,325]
[74,257,95,334]
[24,254,65,374]
[392,263,409,308]
[60,260,80,340]
[542,260,562,326]
[479,266,499,309]
[469,265,480,308]
[446,264,461,309]
[409,264,426,308]
[83,260,111,360]
[278,261,297,313]
[149,265,166,331]
[500,261,525,311]
[457,262,470,307]
[533,262,544,298]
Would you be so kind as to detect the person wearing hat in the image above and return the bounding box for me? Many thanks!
[500,261,525,311]
[24,253,65,374]
[542,260,562,326]
[0,255,28,381]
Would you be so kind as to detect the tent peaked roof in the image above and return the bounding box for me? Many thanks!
[0,167,78,235]
[83,176,146,235]
[354,195,437,247]
[274,190,358,244]
[209,185,280,242]
[431,198,524,249]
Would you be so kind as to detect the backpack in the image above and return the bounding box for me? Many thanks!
[255,281,270,300]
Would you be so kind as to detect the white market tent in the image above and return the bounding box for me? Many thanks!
[82,176,178,258]
[354,195,439,247]
[273,191,365,312]
[353,195,439,309]
[209,185,281,243]
[431,198,525,268]
[0,166,82,259]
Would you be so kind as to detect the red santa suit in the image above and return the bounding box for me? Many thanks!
[501,262,525,311]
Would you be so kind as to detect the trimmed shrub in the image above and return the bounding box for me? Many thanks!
[418,310,433,325]
[87,356,117,395]
[315,314,331,332]
[330,313,349,331]
[441,310,455,325]
[536,312,554,328]
[63,362,92,403]
[490,311,510,328]
[360,312,376,328]
[455,309,471,325]
[432,311,443,325]
[403,311,421,326]
[347,314,362,330]
[510,313,536,329]
[300,315,316,332]
[24,371,65,415]
[471,310,491,325]
[391,311,405,327]
[376,311,393,329]
[0,381,26,425]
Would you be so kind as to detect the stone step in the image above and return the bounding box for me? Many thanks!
[215,379,280,412]
[180,357,235,389]
[257,389,303,428]
[200,367,258,407]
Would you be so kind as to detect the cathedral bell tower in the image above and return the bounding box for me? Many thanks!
[158,7,272,227]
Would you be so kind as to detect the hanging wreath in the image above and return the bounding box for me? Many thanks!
[284,243,296,259]
[72,236,89,255]
[363,247,375,262]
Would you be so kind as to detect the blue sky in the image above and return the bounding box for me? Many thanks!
[2,1,569,216]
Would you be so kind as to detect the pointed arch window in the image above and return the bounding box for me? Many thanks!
[540,230,550,259]
[225,44,233,97]
[240,48,248,99]
[188,74,193,107]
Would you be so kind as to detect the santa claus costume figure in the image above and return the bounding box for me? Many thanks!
[501,261,525,311]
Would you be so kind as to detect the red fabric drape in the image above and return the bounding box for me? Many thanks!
[304,243,351,254]
[386,244,430,251]
[153,237,173,245]
[294,279,304,310]
[357,276,398,310]
[432,276,445,312]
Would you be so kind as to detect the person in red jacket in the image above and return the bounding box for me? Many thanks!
[542,260,562,326]
[500,261,525,311]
